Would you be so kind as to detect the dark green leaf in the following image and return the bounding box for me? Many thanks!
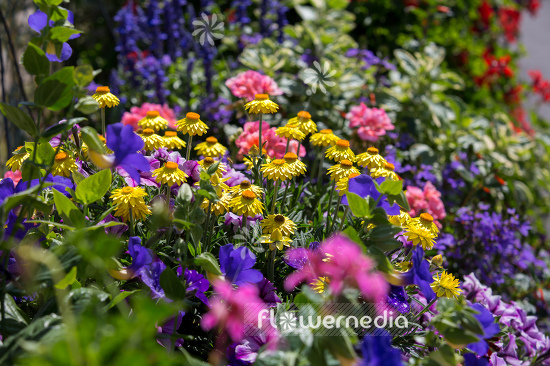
[35,80,71,109]
[367,225,402,251]
[40,119,80,140]
[159,267,186,301]
[40,67,75,111]
[22,43,49,76]
[0,102,37,136]
[75,96,99,114]
[75,169,112,204]
[0,294,29,338]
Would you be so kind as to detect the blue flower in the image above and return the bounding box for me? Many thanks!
[106,123,150,183]
[15,174,74,198]
[341,174,400,215]
[219,244,263,286]
[139,259,167,300]
[467,303,500,355]
[463,354,489,366]
[359,330,403,366]
[387,285,410,314]
[177,267,210,307]
[0,178,15,205]
[27,10,80,62]
[127,236,154,274]
[402,246,436,302]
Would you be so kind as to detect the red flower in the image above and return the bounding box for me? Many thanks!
[499,7,521,43]
[511,107,535,136]
[527,0,540,16]
[504,85,522,106]
[528,70,550,102]
[437,5,450,13]
[479,1,494,28]
[476,51,514,85]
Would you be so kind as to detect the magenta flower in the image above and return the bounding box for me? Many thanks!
[346,102,395,142]
[235,121,305,160]
[284,235,388,301]
[121,102,178,130]
[405,182,446,224]
[201,280,267,342]
[225,70,283,101]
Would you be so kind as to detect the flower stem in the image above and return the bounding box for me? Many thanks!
[101,108,106,136]
[268,248,277,282]
[186,135,193,160]
[258,113,263,156]
[329,195,342,234]
[324,180,336,238]
[242,215,247,229]
[129,209,134,237]
[280,181,290,213]
[284,139,290,154]
[316,148,325,194]
[271,179,280,215]
[337,206,350,233]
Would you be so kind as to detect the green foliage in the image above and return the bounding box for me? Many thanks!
[75,169,112,205]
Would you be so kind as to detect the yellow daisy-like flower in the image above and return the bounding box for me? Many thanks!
[356,147,387,170]
[431,271,463,299]
[176,112,209,136]
[92,86,120,108]
[388,208,412,227]
[288,111,317,135]
[152,161,188,186]
[229,180,264,199]
[163,131,186,150]
[52,152,78,177]
[139,128,165,151]
[198,157,227,178]
[195,136,228,158]
[311,277,330,293]
[412,212,440,235]
[244,94,279,114]
[310,129,340,147]
[395,261,412,272]
[138,110,168,131]
[243,148,270,171]
[6,146,29,171]
[260,159,294,181]
[261,214,296,236]
[325,139,355,162]
[275,124,306,141]
[261,228,293,251]
[370,162,400,180]
[230,190,264,217]
[327,159,360,182]
[111,186,152,222]
[283,152,307,177]
[335,172,361,196]
[201,191,231,216]
[402,221,436,250]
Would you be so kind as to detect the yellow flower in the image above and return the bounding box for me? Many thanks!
[275,124,306,141]
[198,157,227,178]
[111,186,151,222]
[335,172,361,196]
[402,221,436,250]
[325,139,355,162]
[283,152,307,177]
[244,94,279,114]
[176,112,209,136]
[92,86,120,108]
[139,128,165,151]
[395,261,412,272]
[244,148,269,171]
[260,159,294,181]
[195,136,227,158]
[230,190,264,217]
[310,129,340,147]
[431,271,463,299]
[229,180,264,199]
[370,162,399,180]
[310,277,330,293]
[163,131,186,150]
[52,152,78,177]
[412,212,440,235]
[6,146,29,171]
[261,214,296,236]
[152,161,188,186]
[327,159,360,182]
[356,147,387,170]
[261,228,292,251]
[431,255,444,267]
[138,110,168,131]
[388,209,412,227]
[287,111,317,135]
[202,192,231,216]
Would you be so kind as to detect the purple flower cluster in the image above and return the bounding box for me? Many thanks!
[345,48,396,71]
[437,204,544,287]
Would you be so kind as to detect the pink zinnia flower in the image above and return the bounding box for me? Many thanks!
[284,235,388,302]
[235,121,305,160]
[4,170,22,185]
[406,182,446,225]
[225,71,283,101]
[121,102,177,130]
[346,102,395,142]
[201,280,267,342]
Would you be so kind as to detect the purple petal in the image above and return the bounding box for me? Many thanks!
[45,43,72,62]
[28,10,47,33]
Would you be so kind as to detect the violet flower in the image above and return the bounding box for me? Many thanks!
[467,303,500,355]
[28,10,80,62]
[106,123,150,183]
[359,329,403,366]
[256,278,281,307]
[219,244,263,286]
[177,267,210,306]
[401,247,436,302]
[387,285,410,314]
[341,175,400,215]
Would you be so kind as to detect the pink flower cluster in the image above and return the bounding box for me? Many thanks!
[3,170,22,185]
[284,235,388,302]
[405,182,446,224]
[121,103,178,130]
[225,71,283,101]
[235,121,305,159]
[346,102,395,142]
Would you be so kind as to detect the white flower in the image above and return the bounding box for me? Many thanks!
[192,13,224,46]
[303,61,337,94]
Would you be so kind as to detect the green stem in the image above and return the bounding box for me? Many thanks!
[316,148,325,194]
[284,139,290,154]
[101,108,106,136]
[203,201,212,244]
[271,179,280,215]
[280,181,290,214]
[328,195,342,234]
[337,206,350,233]
[258,113,263,157]
[186,135,193,160]
[324,180,336,238]
[268,248,277,282]
[129,208,135,237]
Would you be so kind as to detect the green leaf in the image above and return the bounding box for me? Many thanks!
[193,252,222,275]
[180,348,211,366]
[0,102,37,136]
[54,266,77,289]
[379,180,403,195]
[387,191,410,211]
[206,161,220,175]
[394,49,419,76]
[366,246,394,273]
[367,225,402,251]
[40,67,75,111]
[35,80,71,109]
[0,294,29,338]
[35,142,56,166]
[40,118,80,140]
[53,189,85,228]
[75,169,112,205]
[72,171,86,186]
[73,64,94,86]
[159,267,186,301]
[442,328,480,348]
[108,290,140,308]
[34,0,63,5]
[50,27,82,43]
[80,126,106,153]
[75,96,99,114]
[342,226,362,246]
[22,43,49,76]
[346,192,370,217]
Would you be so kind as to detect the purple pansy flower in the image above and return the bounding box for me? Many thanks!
[99,214,128,237]
[219,244,263,286]
[28,10,80,62]
[341,175,400,215]
[127,236,154,274]
[138,258,167,299]
[467,303,500,355]
[106,123,150,183]
[387,285,410,314]
[0,178,15,205]
[463,354,489,366]
[156,311,185,348]
[283,247,309,270]
[359,329,403,366]
[227,335,269,366]
[177,267,210,306]
[402,247,436,302]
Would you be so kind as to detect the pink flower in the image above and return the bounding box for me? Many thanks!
[346,102,395,142]
[284,235,388,302]
[225,71,283,101]
[121,102,177,130]
[4,170,22,185]
[235,121,305,160]
[405,182,446,224]
[201,280,267,342]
